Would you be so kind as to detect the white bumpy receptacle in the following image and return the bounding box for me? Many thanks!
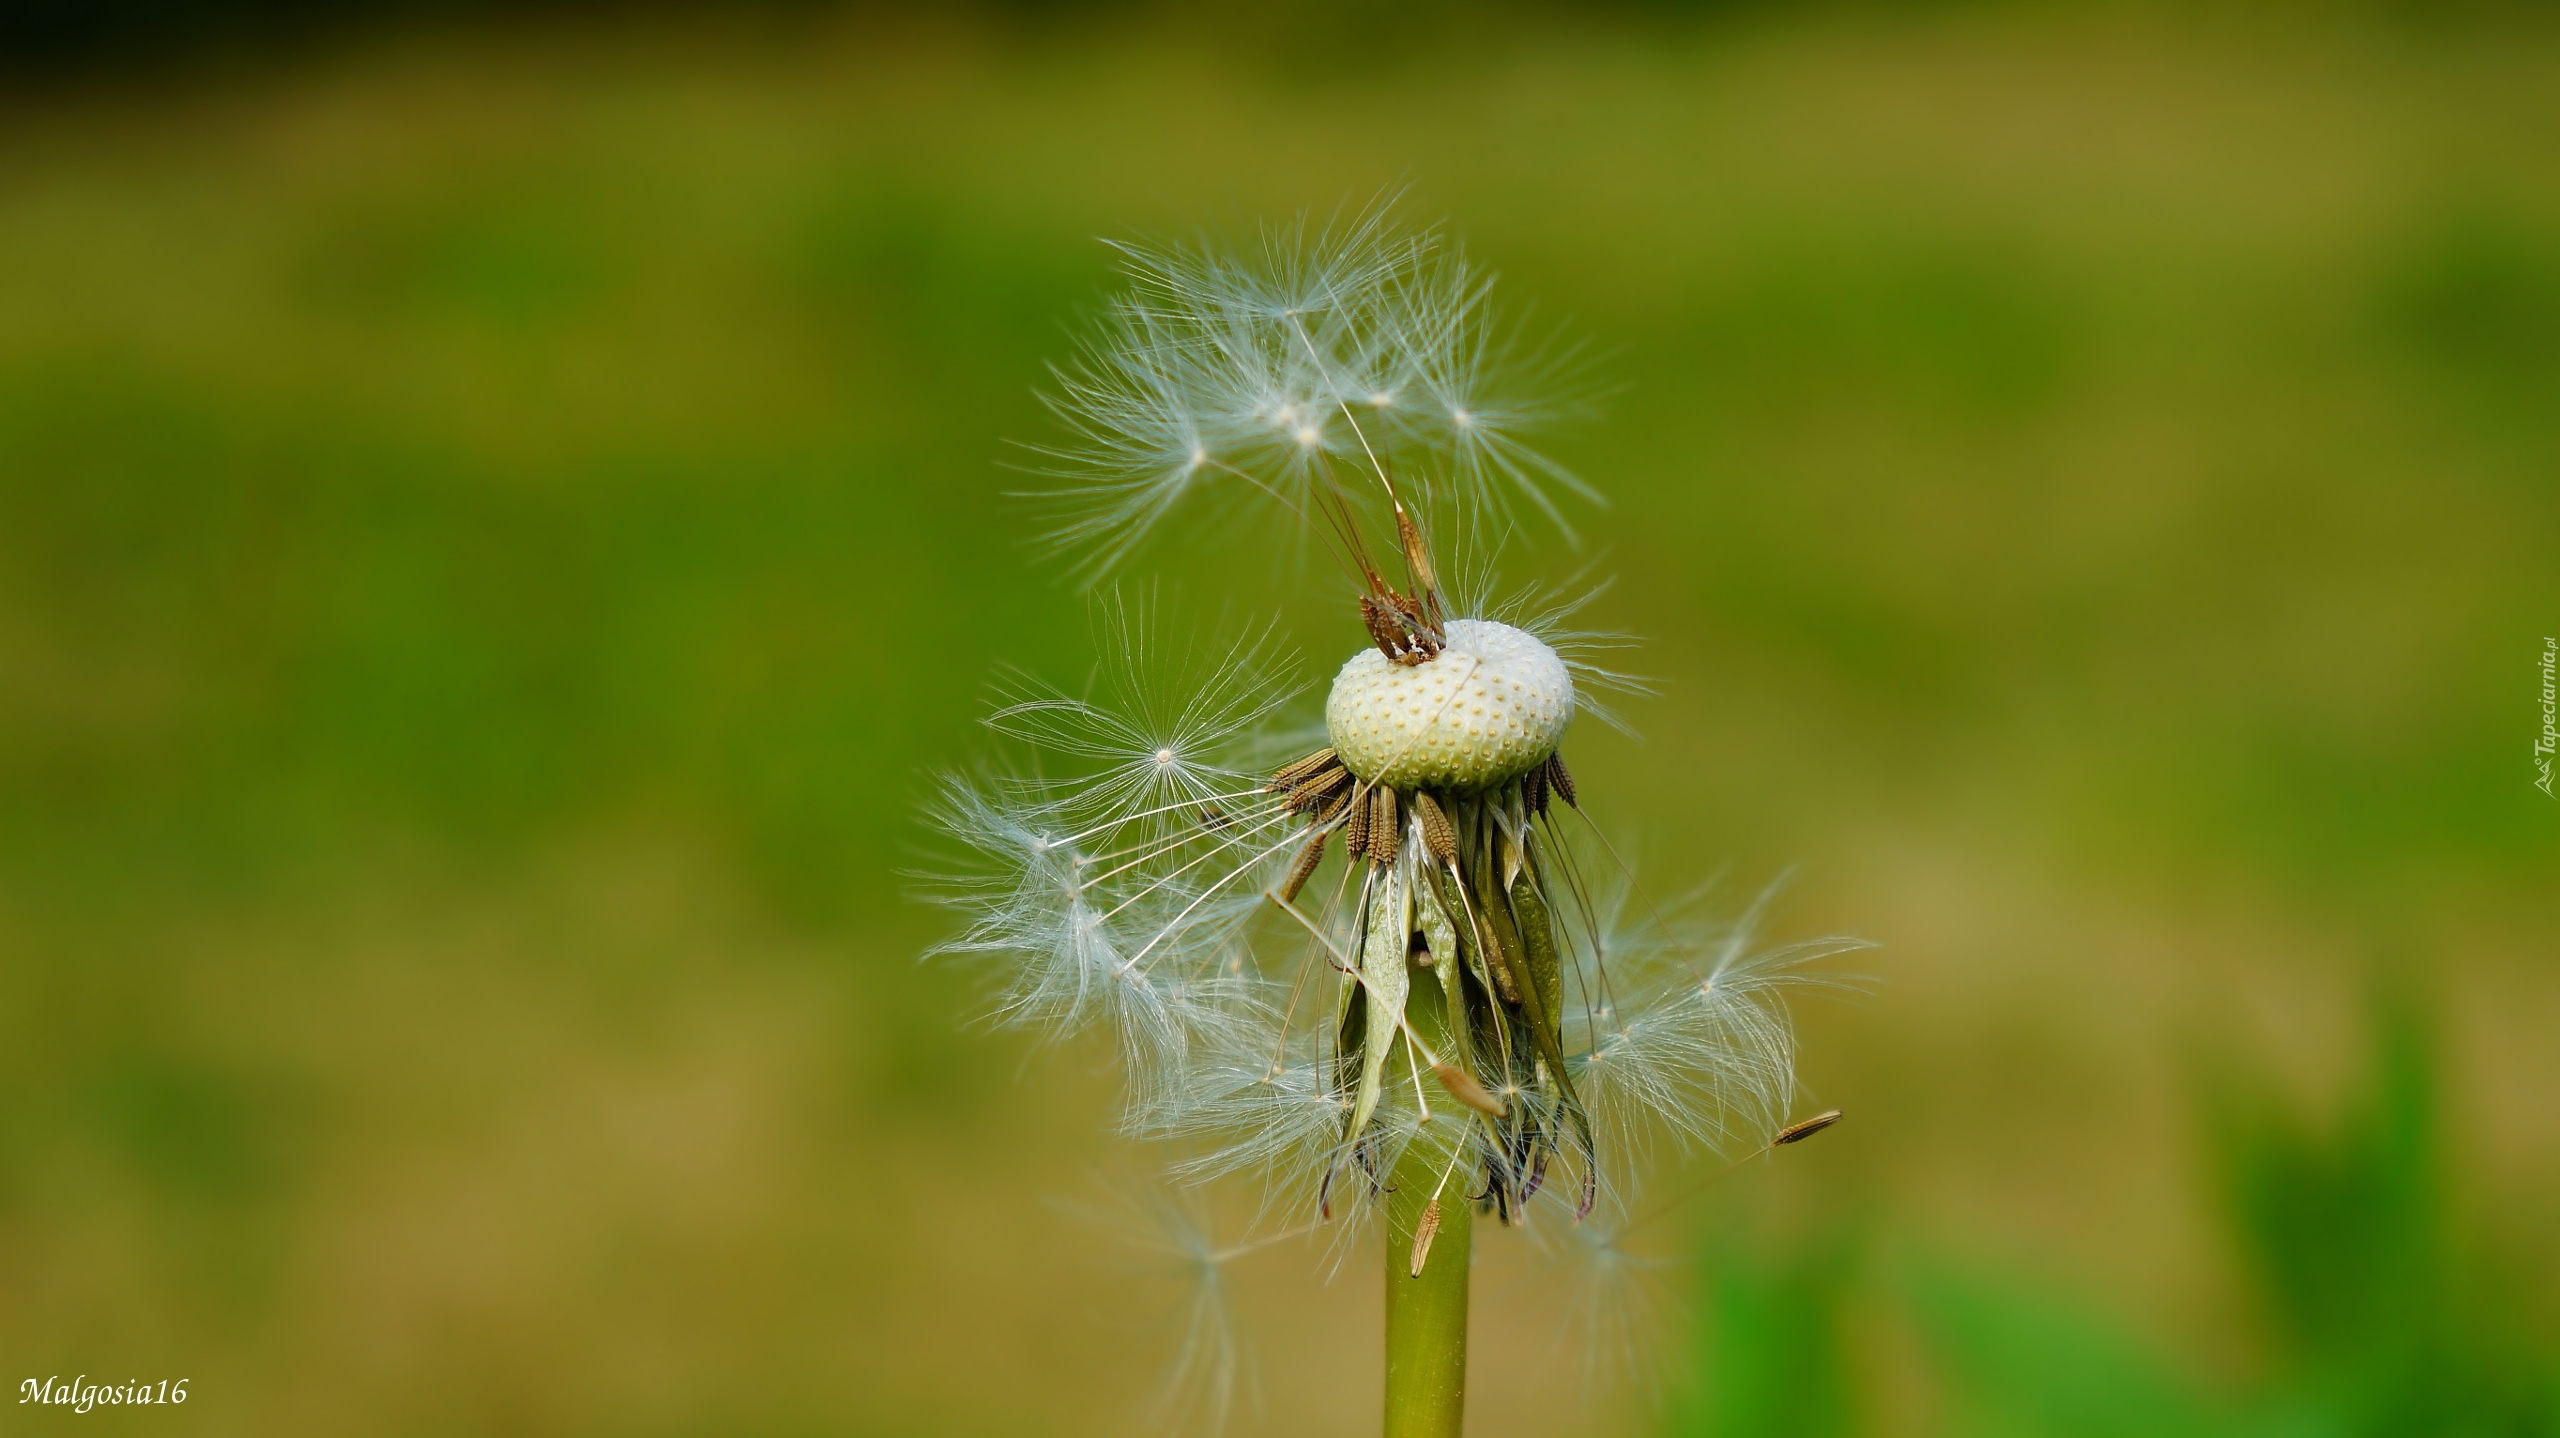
[1324,619,1573,792]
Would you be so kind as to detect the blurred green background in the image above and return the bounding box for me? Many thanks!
[2,3,2555,1434]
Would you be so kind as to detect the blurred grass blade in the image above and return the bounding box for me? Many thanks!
[1902,1261,2237,1438]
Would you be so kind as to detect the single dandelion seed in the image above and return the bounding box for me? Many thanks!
[1775,1109,1844,1145]
[929,201,1860,1438]
[1408,1199,1444,1278]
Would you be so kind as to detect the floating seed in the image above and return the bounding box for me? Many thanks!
[1526,761,1549,818]
[1774,1109,1843,1145]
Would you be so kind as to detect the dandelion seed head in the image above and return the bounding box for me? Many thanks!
[931,206,1860,1429]
[1325,618,1573,790]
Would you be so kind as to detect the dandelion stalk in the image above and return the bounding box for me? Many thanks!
[1383,947,1473,1438]
[928,200,1863,1435]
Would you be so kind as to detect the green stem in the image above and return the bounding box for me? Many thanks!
[1384,952,1472,1438]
